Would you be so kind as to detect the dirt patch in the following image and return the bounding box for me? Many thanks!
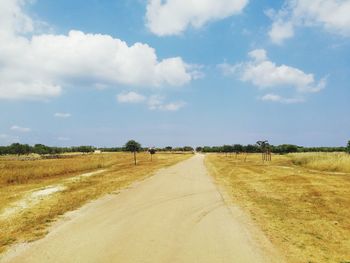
[0,186,66,219]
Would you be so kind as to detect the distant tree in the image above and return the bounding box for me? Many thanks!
[0,146,7,155]
[202,146,212,153]
[99,147,123,152]
[257,140,271,161]
[275,144,298,154]
[222,145,234,156]
[164,146,173,151]
[148,148,156,161]
[173,147,184,152]
[233,144,243,153]
[347,141,350,154]
[125,140,142,165]
[183,146,194,152]
[71,146,94,154]
[244,144,258,153]
[9,143,31,156]
[195,147,203,152]
[34,144,51,155]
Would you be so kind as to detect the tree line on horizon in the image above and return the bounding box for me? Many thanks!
[0,143,196,156]
[196,144,348,154]
[0,141,349,156]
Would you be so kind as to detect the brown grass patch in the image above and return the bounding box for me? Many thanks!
[205,153,350,263]
[0,153,116,185]
[289,152,350,173]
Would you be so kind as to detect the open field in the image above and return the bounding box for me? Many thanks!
[0,152,192,255]
[289,152,350,173]
[205,153,350,263]
[0,154,114,185]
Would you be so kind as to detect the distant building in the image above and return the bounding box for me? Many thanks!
[94,150,102,154]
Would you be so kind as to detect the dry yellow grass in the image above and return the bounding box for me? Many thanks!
[289,152,350,173]
[205,153,350,263]
[0,152,192,255]
[0,153,115,185]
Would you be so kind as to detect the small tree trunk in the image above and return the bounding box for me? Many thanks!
[134,151,137,165]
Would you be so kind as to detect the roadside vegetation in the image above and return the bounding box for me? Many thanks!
[205,153,350,263]
[0,152,192,255]
[0,154,113,185]
[289,152,350,173]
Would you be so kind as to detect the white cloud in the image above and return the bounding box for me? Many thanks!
[0,0,196,101]
[220,49,326,103]
[54,112,71,118]
[116,93,185,111]
[10,125,31,133]
[260,93,304,104]
[248,49,268,62]
[268,0,350,44]
[117,93,185,111]
[159,101,186,111]
[146,0,248,36]
[268,20,294,45]
[223,49,326,93]
[117,92,146,103]
[147,95,186,111]
[0,0,34,37]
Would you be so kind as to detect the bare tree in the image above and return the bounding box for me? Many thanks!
[256,140,271,162]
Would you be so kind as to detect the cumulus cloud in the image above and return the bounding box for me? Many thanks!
[268,20,294,45]
[248,49,268,62]
[0,0,196,101]
[0,0,34,36]
[117,92,146,103]
[221,49,326,93]
[146,0,248,36]
[267,0,350,44]
[10,125,31,133]
[54,112,71,118]
[220,49,326,103]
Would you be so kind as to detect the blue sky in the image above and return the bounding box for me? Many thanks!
[0,0,349,147]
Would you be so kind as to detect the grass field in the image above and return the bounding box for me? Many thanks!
[0,154,114,185]
[289,152,350,173]
[0,152,192,255]
[205,153,350,263]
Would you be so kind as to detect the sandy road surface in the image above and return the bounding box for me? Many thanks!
[2,154,271,263]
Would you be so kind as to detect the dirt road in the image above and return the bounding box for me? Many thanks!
[2,154,272,263]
